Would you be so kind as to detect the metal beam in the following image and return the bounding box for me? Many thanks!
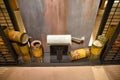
[97,0,114,36]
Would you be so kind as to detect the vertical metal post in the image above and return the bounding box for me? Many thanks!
[97,0,114,36]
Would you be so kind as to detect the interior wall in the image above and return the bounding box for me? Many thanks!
[44,0,66,34]
[17,0,44,40]
[17,0,100,47]
[67,0,100,47]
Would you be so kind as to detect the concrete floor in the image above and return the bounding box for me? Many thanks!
[1,65,119,80]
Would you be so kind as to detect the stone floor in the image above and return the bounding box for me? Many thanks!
[1,65,119,80]
[104,65,120,80]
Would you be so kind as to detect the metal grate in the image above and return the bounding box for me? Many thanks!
[0,0,17,65]
[102,0,120,35]
[0,0,13,28]
[104,32,120,61]
[0,27,17,65]
[101,22,120,64]
[98,0,120,64]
